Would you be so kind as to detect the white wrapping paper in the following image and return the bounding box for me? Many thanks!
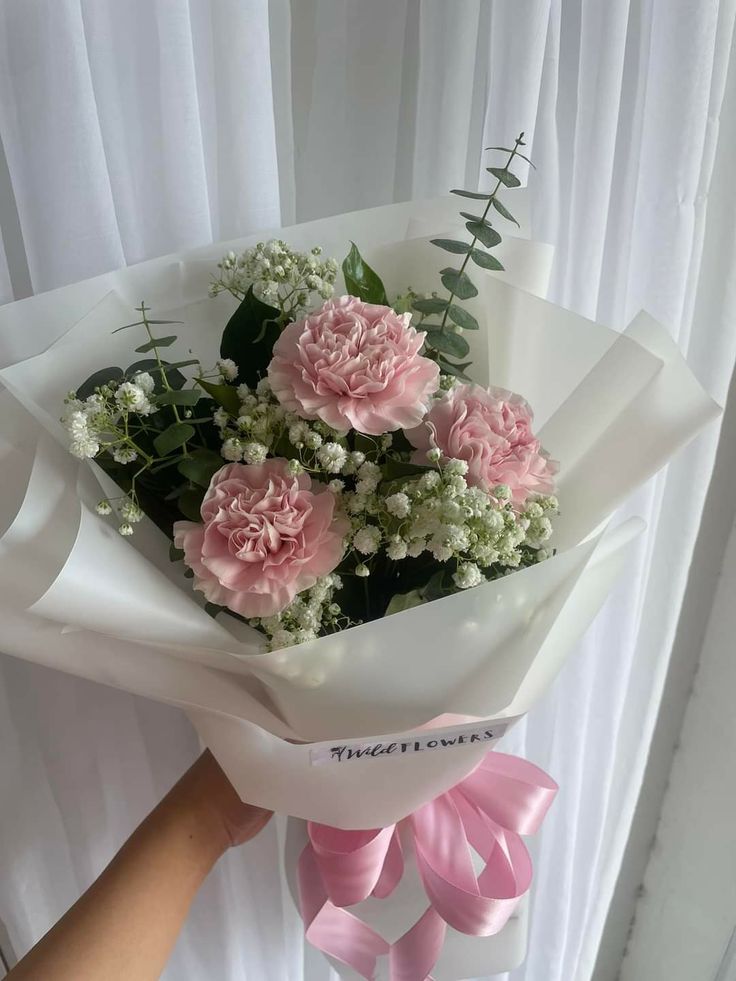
[0,197,719,978]
[0,199,718,830]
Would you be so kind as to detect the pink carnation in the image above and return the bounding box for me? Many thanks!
[407,383,557,504]
[173,460,349,618]
[267,296,440,435]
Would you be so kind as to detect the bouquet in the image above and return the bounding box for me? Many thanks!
[0,139,719,979]
[59,136,560,653]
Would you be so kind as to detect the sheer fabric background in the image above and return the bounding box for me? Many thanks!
[1,2,735,980]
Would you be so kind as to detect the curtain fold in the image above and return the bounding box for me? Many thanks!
[0,3,735,980]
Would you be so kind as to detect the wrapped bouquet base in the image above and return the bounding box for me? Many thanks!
[285,751,557,981]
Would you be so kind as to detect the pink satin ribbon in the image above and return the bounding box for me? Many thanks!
[297,751,558,981]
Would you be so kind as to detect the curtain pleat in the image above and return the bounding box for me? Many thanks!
[0,3,735,980]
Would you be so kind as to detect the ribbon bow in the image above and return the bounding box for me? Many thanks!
[297,751,558,981]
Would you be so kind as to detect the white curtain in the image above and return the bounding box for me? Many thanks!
[1,2,735,980]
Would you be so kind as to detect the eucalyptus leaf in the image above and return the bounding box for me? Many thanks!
[429,331,470,358]
[492,198,520,226]
[412,297,448,315]
[156,389,201,407]
[196,378,241,416]
[134,335,178,353]
[440,267,478,300]
[466,221,502,249]
[488,167,521,188]
[342,242,388,304]
[153,422,196,456]
[385,590,425,616]
[177,449,223,487]
[447,305,479,331]
[382,460,433,481]
[422,569,454,602]
[438,356,473,379]
[178,488,204,522]
[219,285,281,388]
[470,249,505,271]
[450,189,493,200]
[484,146,535,167]
[112,318,182,334]
[429,238,471,255]
[76,367,124,400]
[125,359,186,392]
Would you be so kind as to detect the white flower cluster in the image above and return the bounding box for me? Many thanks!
[252,574,352,651]
[95,493,144,537]
[62,371,157,462]
[214,377,290,462]
[210,240,339,317]
[343,458,558,589]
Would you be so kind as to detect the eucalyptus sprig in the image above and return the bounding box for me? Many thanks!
[417,132,530,378]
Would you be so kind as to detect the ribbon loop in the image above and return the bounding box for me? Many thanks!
[298,750,558,981]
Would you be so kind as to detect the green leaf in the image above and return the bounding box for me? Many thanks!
[429,331,470,358]
[382,460,433,481]
[134,335,178,353]
[488,167,521,188]
[466,221,502,249]
[219,285,281,389]
[447,305,479,331]
[76,367,124,400]
[196,377,241,416]
[438,356,473,379]
[178,487,205,522]
[412,297,449,315]
[492,198,520,226]
[342,242,388,305]
[484,146,535,167]
[112,318,182,334]
[422,569,454,602]
[354,432,379,457]
[153,422,196,456]
[419,322,445,333]
[440,267,478,300]
[156,389,201,407]
[385,590,425,616]
[125,359,187,392]
[177,448,223,487]
[169,543,185,562]
[470,249,505,271]
[429,238,471,255]
[450,189,493,200]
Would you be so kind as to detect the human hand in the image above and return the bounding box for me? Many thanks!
[164,749,273,857]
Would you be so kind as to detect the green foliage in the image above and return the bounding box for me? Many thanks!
[177,487,205,522]
[430,331,470,359]
[219,286,281,388]
[135,335,178,353]
[176,448,223,487]
[154,422,196,456]
[429,238,471,255]
[470,249,504,271]
[487,166,521,188]
[412,296,449,315]
[447,305,479,331]
[77,367,124,400]
[196,377,241,416]
[342,242,389,304]
[156,389,201,407]
[439,267,478,299]
[385,590,425,616]
[423,132,528,376]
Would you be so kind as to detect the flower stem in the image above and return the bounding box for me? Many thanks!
[435,132,525,337]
